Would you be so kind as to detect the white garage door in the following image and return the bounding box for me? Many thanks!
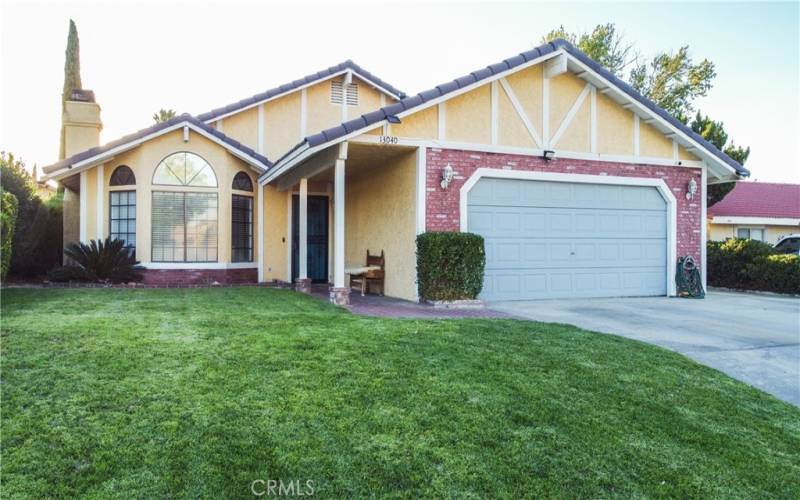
[468,178,667,301]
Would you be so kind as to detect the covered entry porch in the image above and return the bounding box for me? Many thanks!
[261,141,421,304]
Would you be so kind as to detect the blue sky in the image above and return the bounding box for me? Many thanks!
[2,1,798,182]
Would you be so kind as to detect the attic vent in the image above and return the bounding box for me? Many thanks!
[330,80,358,106]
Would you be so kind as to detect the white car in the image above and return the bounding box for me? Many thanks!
[774,234,800,255]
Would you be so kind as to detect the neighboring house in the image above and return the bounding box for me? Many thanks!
[708,182,800,244]
[43,39,749,304]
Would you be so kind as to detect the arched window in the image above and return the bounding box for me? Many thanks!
[152,152,217,187]
[232,171,253,192]
[110,165,136,186]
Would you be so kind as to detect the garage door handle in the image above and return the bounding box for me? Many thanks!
[570,251,575,255]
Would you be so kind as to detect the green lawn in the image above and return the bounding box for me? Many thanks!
[2,288,798,498]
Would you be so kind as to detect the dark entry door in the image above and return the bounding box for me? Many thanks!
[292,195,329,283]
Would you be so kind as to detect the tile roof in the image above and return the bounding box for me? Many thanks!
[282,39,748,178]
[708,182,800,219]
[43,114,271,175]
[196,60,406,122]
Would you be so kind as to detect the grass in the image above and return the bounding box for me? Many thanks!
[1,287,798,498]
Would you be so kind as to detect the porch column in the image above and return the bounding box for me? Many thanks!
[295,178,311,293]
[330,143,349,305]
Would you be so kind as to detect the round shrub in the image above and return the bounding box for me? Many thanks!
[416,232,485,301]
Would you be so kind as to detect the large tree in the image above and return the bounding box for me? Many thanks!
[689,112,751,205]
[543,24,636,78]
[543,24,749,204]
[59,20,82,160]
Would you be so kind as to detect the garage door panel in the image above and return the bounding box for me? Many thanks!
[482,239,664,269]
[471,206,665,239]
[482,267,666,299]
[469,178,667,300]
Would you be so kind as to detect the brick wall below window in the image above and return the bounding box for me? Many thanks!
[141,267,258,286]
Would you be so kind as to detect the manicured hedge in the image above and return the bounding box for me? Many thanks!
[416,232,485,301]
[707,239,799,294]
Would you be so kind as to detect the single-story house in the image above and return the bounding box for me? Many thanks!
[43,39,749,304]
[708,182,800,244]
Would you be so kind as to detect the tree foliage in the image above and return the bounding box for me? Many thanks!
[153,109,178,123]
[689,112,751,205]
[542,24,636,77]
[0,152,63,278]
[59,19,83,160]
[1,190,19,281]
[629,47,716,120]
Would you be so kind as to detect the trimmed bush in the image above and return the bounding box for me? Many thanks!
[60,237,143,283]
[416,232,485,301]
[1,190,19,280]
[744,254,800,295]
[707,238,799,294]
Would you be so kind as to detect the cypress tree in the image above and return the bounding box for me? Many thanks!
[59,19,82,159]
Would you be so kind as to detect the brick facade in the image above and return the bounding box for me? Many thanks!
[426,148,703,260]
[141,267,258,286]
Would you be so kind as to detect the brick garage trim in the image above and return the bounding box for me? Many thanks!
[425,147,703,288]
[141,267,258,286]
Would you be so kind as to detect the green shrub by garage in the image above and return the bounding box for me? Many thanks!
[416,232,485,301]
[707,238,800,294]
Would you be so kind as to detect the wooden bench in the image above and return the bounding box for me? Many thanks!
[348,250,385,296]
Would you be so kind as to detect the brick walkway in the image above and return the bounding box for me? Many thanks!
[310,286,511,319]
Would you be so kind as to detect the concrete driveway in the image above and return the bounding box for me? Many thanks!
[491,291,800,406]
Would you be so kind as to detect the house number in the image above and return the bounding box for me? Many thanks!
[378,135,398,144]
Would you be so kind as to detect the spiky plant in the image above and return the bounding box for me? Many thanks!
[63,237,143,283]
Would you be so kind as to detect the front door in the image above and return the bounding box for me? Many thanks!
[292,195,329,283]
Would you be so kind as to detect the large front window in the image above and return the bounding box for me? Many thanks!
[152,192,218,262]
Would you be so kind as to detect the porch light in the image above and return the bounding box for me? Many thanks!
[386,115,401,124]
[440,164,454,189]
[542,150,555,161]
[686,178,698,200]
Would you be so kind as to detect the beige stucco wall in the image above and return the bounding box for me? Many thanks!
[80,129,259,265]
[391,105,438,139]
[263,92,302,161]
[596,92,634,155]
[498,83,537,148]
[372,61,688,164]
[505,64,543,136]
[207,76,390,161]
[678,145,699,161]
[640,122,674,158]
[554,93,590,152]
[549,72,585,138]
[445,83,491,143]
[345,150,417,301]
[262,185,289,281]
[708,222,799,245]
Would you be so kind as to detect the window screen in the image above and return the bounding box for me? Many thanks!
[152,191,218,262]
[232,195,253,262]
[110,190,136,256]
